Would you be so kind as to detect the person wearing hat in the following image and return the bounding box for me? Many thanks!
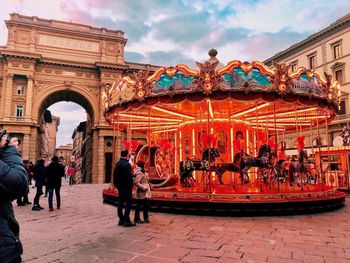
[113,150,135,227]
[133,160,151,224]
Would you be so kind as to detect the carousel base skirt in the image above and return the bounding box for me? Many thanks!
[102,183,346,215]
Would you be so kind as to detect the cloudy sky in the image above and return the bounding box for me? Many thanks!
[1,0,349,146]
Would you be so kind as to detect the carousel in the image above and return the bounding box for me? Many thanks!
[102,49,345,214]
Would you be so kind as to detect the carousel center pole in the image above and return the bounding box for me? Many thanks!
[316,110,324,191]
[229,102,234,189]
[148,107,151,175]
[116,113,120,164]
[111,114,116,187]
[325,112,333,190]
[206,99,212,193]
[273,103,280,192]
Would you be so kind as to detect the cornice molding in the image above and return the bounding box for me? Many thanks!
[125,61,159,72]
[1,50,42,61]
[95,62,128,70]
[330,62,345,69]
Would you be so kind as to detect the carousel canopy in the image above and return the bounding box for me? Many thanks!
[103,50,340,132]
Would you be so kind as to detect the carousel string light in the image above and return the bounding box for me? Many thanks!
[207,99,214,119]
[246,107,318,120]
[118,113,182,122]
[252,115,329,122]
[232,102,271,117]
[151,106,195,119]
[129,124,179,130]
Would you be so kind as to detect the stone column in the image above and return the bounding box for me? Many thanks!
[7,26,15,49]
[25,75,33,121]
[29,29,36,52]
[99,82,107,126]
[117,42,124,64]
[0,75,7,118]
[100,40,106,62]
[29,127,38,161]
[22,134,30,160]
[97,135,105,183]
[4,73,14,120]
[92,130,99,183]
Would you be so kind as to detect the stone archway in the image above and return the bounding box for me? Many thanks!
[32,83,99,124]
[32,83,99,183]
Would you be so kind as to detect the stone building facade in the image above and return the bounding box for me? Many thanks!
[55,143,72,166]
[0,13,157,183]
[264,13,350,150]
[41,114,60,158]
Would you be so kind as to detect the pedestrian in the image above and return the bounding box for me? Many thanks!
[29,161,35,188]
[43,156,50,197]
[0,130,28,263]
[113,150,136,227]
[66,162,75,186]
[133,160,151,224]
[46,156,65,211]
[16,160,32,206]
[32,159,46,211]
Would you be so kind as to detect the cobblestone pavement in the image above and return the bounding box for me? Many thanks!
[13,182,350,263]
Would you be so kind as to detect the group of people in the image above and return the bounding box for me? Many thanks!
[16,156,65,212]
[113,150,151,227]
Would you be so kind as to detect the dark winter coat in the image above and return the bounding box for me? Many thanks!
[46,161,65,188]
[0,146,28,263]
[113,158,133,191]
[33,163,47,188]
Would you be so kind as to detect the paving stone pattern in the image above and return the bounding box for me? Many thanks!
[14,183,350,263]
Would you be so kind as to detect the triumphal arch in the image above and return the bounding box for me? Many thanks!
[0,13,156,183]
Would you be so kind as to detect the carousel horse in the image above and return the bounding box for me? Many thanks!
[286,150,318,186]
[274,159,290,182]
[179,148,222,187]
[217,144,275,184]
[240,144,276,184]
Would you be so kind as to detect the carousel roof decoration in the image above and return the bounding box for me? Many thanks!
[102,49,341,132]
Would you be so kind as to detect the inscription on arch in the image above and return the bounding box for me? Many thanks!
[38,34,100,52]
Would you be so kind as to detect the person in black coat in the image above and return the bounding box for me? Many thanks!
[32,159,46,211]
[46,156,65,211]
[16,160,31,206]
[113,150,135,227]
[0,131,28,263]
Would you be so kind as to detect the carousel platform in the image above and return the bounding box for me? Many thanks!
[102,183,346,215]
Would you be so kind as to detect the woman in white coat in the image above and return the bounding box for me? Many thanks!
[133,160,151,223]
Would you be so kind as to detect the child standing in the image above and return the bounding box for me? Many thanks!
[133,160,151,224]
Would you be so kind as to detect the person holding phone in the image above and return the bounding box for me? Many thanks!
[0,130,28,263]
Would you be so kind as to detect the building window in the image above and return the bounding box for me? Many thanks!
[339,100,346,115]
[16,85,24,95]
[335,69,343,85]
[16,105,24,119]
[308,53,316,69]
[291,61,298,72]
[332,41,342,60]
